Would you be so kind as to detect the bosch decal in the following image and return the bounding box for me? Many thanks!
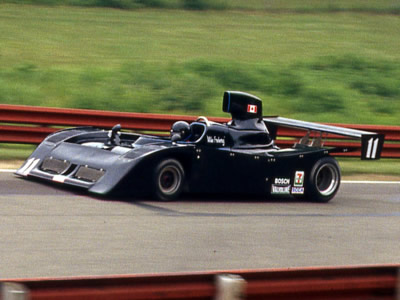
[274,178,290,185]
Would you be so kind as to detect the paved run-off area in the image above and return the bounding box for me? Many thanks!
[0,172,399,279]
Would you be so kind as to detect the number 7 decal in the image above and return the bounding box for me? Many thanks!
[294,171,304,187]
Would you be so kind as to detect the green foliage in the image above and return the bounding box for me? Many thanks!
[67,0,173,8]
[351,77,399,98]
[181,0,227,10]
[273,70,304,96]
[182,0,206,10]
[90,0,136,9]
[297,87,345,113]
[1,5,400,125]
[1,0,225,9]
[2,56,399,122]
[2,0,399,13]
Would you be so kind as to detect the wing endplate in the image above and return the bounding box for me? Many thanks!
[361,134,385,160]
[263,116,385,160]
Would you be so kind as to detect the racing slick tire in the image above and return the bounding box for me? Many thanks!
[306,157,341,203]
[153,159,185,201]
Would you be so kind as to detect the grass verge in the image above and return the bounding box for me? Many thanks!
[338,158,400,178]
[0,144,36,161]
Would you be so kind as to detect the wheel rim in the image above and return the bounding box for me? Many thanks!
[158,166,181,195]
[316,163,339,196]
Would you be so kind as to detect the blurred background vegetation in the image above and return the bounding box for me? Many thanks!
[1,0,400,172]
[2,0,400,12]
[1,0,400,124]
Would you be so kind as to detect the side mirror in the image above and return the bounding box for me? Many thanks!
[106,124,121,146]
[111,124,122,132]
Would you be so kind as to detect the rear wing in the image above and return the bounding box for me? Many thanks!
[264,116,385,160]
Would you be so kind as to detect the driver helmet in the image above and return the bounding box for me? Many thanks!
[170,121,191,140]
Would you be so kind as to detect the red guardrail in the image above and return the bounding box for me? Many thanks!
[1,104,400,157]
[1,265,399,300]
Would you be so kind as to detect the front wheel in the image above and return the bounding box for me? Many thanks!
[153,159,185,201]
[306,157,341,203]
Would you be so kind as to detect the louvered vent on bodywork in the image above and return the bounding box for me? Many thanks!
[40,157,70,174]
[75,166,105,182]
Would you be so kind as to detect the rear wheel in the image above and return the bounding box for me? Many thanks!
[307,157,341,203]
[153,159,185,201]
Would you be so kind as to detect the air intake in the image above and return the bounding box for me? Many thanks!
[75,166,105,182]
[40,157,70,174]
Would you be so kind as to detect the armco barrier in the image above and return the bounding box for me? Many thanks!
[1,265,399,300]
[1,104,400,158]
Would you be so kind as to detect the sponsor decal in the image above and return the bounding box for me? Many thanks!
[294,171,304,187]
[247,104,257,114]
[206,136,225,146]
[291,187,305,195]
[274,178,290,185]
[366,137,380,159]
[271,184,291,195]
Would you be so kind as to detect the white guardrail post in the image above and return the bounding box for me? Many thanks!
[215,274,247,300]
[1,282,29,300]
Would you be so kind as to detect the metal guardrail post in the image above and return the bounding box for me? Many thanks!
[1,282,29,300]
[215,274,247,300]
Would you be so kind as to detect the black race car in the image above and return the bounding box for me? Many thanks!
[16,91,384,202]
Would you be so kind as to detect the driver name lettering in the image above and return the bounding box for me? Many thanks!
[207,136,225,146]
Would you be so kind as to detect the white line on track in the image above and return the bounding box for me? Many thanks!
[342,180,400,184]
[0,169,16,173]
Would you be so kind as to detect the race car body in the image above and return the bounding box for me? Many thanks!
[16,91,384,202]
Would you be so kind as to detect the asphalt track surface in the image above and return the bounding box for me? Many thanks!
[0,172,399,279]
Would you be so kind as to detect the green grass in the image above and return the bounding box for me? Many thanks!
[2,0,400,13]
[0,144,35,161]
[338,158,400,177]
[228,0,400,14]
[1,4,400,124]
[2,5,400,68]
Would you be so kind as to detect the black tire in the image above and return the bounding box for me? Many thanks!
[306,157,341,203]
[153,159,185,201]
